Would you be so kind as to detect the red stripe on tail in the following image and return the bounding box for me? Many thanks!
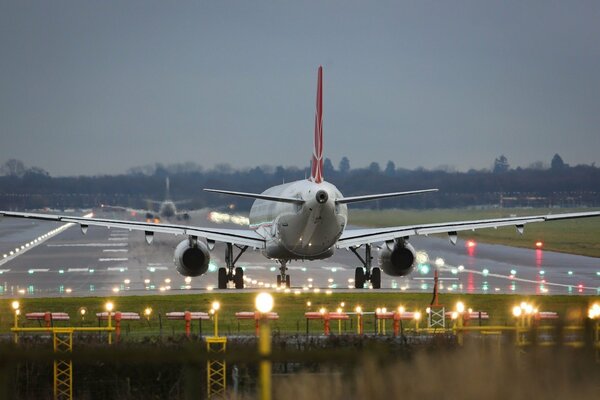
[311,66,324,183]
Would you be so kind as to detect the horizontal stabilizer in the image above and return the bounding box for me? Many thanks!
[336,189,438,204]
[204,189,305,205]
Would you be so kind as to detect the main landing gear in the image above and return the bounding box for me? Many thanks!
[350,244,381,289]
[276,260,291,288]
[218,243,248,289]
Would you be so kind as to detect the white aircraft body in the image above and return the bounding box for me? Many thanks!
[2,66,599,289]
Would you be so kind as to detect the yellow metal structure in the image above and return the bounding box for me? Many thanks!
[428,306,446,330]
[53,328,74,400]
[206,337,227,398]
[258,322,272,400]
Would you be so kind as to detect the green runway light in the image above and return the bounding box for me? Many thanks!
[568,271,573,275]
[510,269,517,275]
[269,267,276,272]
[539,270,545,275]
[331,268,337,272]
[451,268,458,275]
[418,264,430,274]
[89,284,95,292]
[482,268,489,276]
[208,262,217,272]
[301,267,307,272]
[59,285,64,293]
[59,269,64,274]
[420,283,429,290]
[89,269,95,273]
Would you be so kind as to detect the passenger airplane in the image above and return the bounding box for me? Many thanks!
[101,177,191,222]
[1,66,599,289]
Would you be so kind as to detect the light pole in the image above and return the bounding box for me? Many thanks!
[11,300,20,344]
[355,306,363,335]
[256,292,274,400]
[144,307,152,327]
[106,301,114,345]
[211,301,220,337]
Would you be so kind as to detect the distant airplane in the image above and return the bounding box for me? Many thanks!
[2,67,599,289]
[101,177,191,221]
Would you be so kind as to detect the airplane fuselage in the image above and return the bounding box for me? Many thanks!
[249,180,347,260]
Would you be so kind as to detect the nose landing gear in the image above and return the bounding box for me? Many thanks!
[275,260,291,288]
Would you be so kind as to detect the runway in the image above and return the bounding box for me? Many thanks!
[0,209,598,297]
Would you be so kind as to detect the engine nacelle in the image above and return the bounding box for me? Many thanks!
[174,239,210,277]
[378,242,416,277]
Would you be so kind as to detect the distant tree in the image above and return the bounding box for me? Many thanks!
[551,153,567,170]
[368,162,381,173]
[1,159,26,177]
[493,155,510,173]
[339,156,350,174]
[527,161,547,170]
[323,158,335,176]
[384,160,396,176]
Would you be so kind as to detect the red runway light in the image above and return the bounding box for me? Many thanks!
[535,241,543,248]
[466,240,477,248]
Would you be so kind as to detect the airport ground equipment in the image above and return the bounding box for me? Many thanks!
[26,312,70,328]
[235,311,279,336]
[166,311,210,337]
[11,311,115,400]
[97,311,140,343]
[428,268,446,329]
[305,311,349,336]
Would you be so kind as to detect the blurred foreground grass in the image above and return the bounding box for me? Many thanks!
[349,208,600,257]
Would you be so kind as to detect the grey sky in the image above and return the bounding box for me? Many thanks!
[1,1,599,176]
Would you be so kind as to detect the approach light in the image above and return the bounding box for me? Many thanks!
[144,307,152,317]
[105,301,114,312]
[456,301,465,313]
[414,311,422,321]
[512,306,522,317]
[355,306,362,314]
[398,306,405,314]
[211,301,221,311]
[451,311,458,320]
[319,307,326,315]
[306,301,312,307]
[336,307,342,314]
[79,307,87,316]
[11,300,20,311]
[255,293,274,314]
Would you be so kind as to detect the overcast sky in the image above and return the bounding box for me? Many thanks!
[1,1,599,176]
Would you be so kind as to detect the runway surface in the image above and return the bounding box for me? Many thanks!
[0,209,599,297]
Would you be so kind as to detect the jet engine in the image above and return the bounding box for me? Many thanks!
[378,241,416,277]
[174,239,210,277]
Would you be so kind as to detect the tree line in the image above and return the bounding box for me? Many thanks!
[0,155,598,211]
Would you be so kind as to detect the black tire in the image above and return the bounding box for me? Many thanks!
[285,275,291,288]
[276,275,282,286]
[355,267,365,289]
[234,267,244,289]
[371,267,381,289]
[218,267,228,289]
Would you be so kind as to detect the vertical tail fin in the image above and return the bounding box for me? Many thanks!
[165,177,171,200]
[311,66,324,183]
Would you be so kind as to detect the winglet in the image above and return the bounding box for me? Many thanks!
[311,66,324,183]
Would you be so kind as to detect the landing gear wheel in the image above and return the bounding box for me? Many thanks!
[355,267,365,289]
[371,267,381,289]
[218,267,228,289]
[285,275,291,288]
[234,267,244,289]
[277,275,282,286]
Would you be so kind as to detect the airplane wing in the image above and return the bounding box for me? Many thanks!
[0,211,265,249]
[337,211,600,248]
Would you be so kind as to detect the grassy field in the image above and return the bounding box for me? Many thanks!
[1,292,598,338]
[348,208,600,257]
